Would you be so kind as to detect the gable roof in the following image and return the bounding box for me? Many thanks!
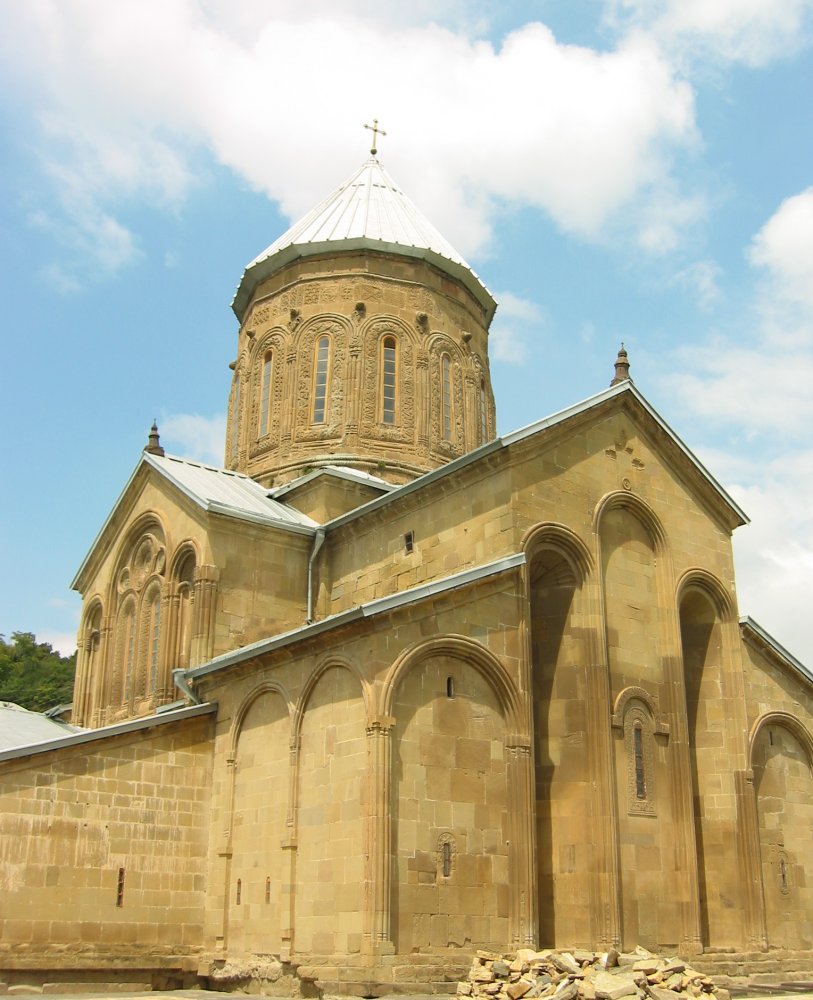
[71,452,318,590]
[268,464,397,500]
[740,616,812,685]
[232,157,496,324]
[324,380,749,532]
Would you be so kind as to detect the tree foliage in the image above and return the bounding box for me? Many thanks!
[0,632,76,712]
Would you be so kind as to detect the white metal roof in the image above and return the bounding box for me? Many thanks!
[268,463,397,500]
[145,453,318,529]
[0,701,85,752]
[232,157,496,323]
[71,452,318,590]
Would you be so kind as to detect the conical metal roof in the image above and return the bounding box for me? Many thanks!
[232,158,495,323]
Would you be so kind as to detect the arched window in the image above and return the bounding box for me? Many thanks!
[147,590,161,693]
[258,350,273,437]
[312,335,330,423]
[441,353,453,442]
[381,336,397,424]
[175,551,195,671]
[480,378,488,443]
[118,600,136,705]
[230,374,241,460]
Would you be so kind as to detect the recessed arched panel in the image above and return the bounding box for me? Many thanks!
[294,664,365,956]
[751,716,813,949]
[528,544,591,947]
[390,651,509,953]
[228,687,290,957]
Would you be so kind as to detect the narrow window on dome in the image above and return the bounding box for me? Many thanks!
[441,354,453,442]
[381,336,397,424]
[116,867,126,907]
[258,350,273,437]
[230,374,241,460]
[480,379,488,443]
[236,879,242,905]
[313,336,330,423]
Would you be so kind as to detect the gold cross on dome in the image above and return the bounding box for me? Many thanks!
[364,118,387,156]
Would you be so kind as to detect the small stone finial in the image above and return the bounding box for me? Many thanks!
[610,343,632,386]
[144,420,165,457]
[363,117,387,157]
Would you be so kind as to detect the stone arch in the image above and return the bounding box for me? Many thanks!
[293,314,352,441]
[230,679,295,756]
[597,491,676,950]
[387,635,515,952]
[249,328,287,449]
[110,512,167,584]
[359,315,417,441]
[381,634,522,734]
[168,539,199,580]
[678,572,738,946]
[293,654,371,741]
[227,682,293,957]
[105,515,168,719]
[293,658,367,956]
[593,489,667,554]
[749,712,813,770]
[611,685,669,734]
[525,530,594,946]
[522,521,593,583]
[74,597,105,724]
[428,335,467,455]
[676,568,735,623]
[749,712,813,948]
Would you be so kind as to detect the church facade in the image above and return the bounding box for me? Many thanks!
[2,156,813,995]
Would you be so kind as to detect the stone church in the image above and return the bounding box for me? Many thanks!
[2,150,813,995]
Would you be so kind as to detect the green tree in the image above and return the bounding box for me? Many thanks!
[0,632,76,712]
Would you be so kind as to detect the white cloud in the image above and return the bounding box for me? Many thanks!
[489,291,543,364]
[728,453,813,666]
[749,187,813,315]
[669,259,721,309]
[0,2,700,276]
[665,189,813,439]
[161,412,227,466]
[605,0,813,67]
[40,631,78,657]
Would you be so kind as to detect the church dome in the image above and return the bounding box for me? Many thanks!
[232,157,496,325]
[225,156,498,487]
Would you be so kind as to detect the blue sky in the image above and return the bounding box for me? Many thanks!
[1,1,812,664]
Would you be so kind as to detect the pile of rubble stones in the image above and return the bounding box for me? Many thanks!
[457,948,731,1000]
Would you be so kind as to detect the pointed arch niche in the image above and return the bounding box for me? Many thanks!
[678,576,737,947]
[598,496,675,951]
[751,714,813,950]
[526,526,592,947]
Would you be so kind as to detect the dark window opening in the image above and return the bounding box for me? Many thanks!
[446,676,455,699]
[634,725,646,799]
[236,879,242,905]
[116,867,126,907]
[780,857,789,892]
[404,531,414,554]
[442,841,452,878]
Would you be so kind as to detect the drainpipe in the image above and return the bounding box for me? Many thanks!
[306,528,326,624]
[173,668,201,705]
